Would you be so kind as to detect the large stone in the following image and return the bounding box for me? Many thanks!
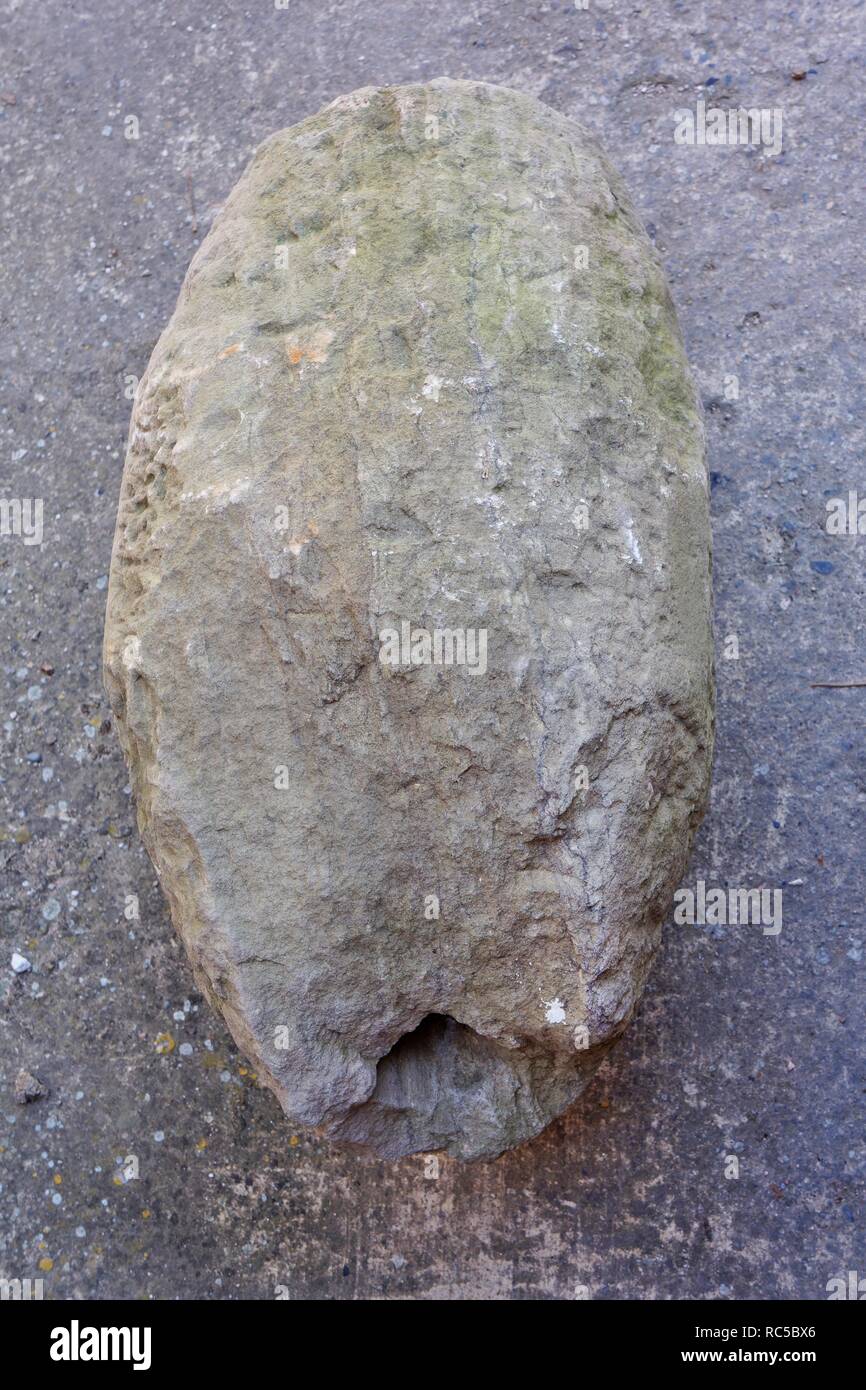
[104,79,713,1160]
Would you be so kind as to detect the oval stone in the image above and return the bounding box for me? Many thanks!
[104,79,714,1160]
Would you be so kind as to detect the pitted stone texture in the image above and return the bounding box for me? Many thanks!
[104,80,713,1160]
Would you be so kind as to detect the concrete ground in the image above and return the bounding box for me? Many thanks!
[1,0,863,1300]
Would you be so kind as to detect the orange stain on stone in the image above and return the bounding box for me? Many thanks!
[287,519,319,556]
[285,327,335,368]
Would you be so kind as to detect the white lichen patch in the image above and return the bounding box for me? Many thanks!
[422,373,450,403]
[179,476,252,510]
[121,635,142,673]
[544,998,567,1025]
[623,519,643,566]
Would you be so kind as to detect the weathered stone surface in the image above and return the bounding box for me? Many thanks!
[14,1068,48,1105]
[104,79,713,1160]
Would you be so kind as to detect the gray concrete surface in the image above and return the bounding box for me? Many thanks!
[1,0,863,1301]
